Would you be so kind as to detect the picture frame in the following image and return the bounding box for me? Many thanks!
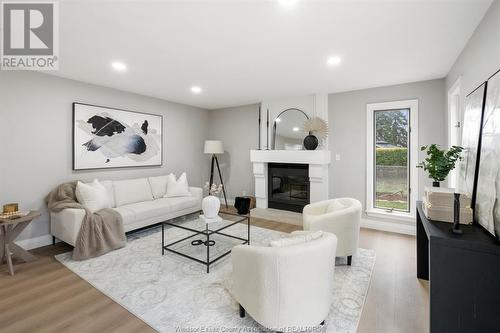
[475,69,500,238]
[73,102,163,170]
[457,82,487,208]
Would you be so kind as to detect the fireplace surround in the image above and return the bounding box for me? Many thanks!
[250,150,331,211]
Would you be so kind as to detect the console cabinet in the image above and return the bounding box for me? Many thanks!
[416,202,500,332]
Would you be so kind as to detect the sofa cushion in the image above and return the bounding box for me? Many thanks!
[75,180,111,213]
[164,172,191,198]
[114,178,154,206]
[112,206,136,225]
[119,196,199,222]
[100,180,116,208]
[148,175,169,199]
[155,196,199,212]
[270,231,323,247]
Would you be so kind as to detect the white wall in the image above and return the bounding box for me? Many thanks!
[207,104,259,200]
[0,71,209,242]
[328,79,447,215]
[446,0,500,102]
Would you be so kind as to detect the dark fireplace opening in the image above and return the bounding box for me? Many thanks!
[268,163,310,213]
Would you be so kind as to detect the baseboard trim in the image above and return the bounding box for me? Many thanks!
[361,218,416,236]
[15,234,60,250]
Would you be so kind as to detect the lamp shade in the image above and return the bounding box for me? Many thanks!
[204,140,224,154]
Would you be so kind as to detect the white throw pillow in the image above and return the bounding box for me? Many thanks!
[270,231,323,247]
[326,200,346,213]
[164,172,191,198]
[148,175,169,199]
[75,180,111,213]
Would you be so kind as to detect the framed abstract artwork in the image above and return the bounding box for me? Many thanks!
[457,82,486,206]
[475,70,500,239]
[73,103,163,170]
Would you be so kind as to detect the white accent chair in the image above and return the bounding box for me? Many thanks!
[231,231,337,331]
[303,198,362,265]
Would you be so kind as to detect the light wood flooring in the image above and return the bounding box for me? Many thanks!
[0,214,428,333]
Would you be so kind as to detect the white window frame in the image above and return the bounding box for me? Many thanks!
[366,99,419,221]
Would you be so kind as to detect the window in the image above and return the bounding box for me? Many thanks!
[367,100,418,219]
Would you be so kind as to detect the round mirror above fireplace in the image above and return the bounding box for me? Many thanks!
[272,108,309,150]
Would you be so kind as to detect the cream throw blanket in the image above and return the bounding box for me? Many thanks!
[45,181,126,260]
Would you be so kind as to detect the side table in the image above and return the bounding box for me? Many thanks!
[0,211,41,276]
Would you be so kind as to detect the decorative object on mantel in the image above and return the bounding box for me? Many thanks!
[301,117,328,151]
[272,108,309,150]
[73,103,162,170]
[257,104,262,150]
[266,109,270,150]
[451,193,463,235]
[202,182,223,222]
[204,140,228,208]
[418,144,464,187]
[474,69,500,240]
[0,211,41,275]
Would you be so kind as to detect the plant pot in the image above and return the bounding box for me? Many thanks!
[433,181,440,187]
[303,134,318,150]
[202,195,220,219]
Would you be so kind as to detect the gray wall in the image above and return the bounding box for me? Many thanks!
[328,79,447,213]
[0,71,209,241]
[446,0,500,100]
[207,104,259,200]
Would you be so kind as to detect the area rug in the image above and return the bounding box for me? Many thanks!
[56,220,375,333]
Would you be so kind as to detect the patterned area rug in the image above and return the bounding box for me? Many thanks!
[56,219,375,333]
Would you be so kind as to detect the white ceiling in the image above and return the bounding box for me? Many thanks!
[50,0,492,109]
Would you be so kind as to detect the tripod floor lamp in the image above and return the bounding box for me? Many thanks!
[204,140,228,208]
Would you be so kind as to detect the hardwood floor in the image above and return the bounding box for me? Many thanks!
[0,216,428,333]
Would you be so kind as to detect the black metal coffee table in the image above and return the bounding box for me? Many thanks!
[161,211,250,273]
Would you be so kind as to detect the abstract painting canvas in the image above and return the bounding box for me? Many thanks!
[73,103,162,170]
[457,83,486,202]
[475,70,500,238]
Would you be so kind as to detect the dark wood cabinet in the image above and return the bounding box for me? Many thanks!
[417,202,500,333]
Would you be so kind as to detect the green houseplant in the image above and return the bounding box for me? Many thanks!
[418,144,464,187]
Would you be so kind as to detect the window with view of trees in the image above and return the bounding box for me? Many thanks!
[374,109,410,212]
[367,99,418,219]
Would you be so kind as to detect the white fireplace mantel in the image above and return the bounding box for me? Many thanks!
[250,149,331,209]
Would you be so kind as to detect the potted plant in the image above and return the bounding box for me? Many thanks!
[418,144,464,187]
[202,182,223,219]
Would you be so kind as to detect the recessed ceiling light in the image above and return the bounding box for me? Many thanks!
[111,61,127,72]
[278,0,299,7]
[293,127,299,132]
[327,56,342,67]
[275,118,281,123]
[191,86,202,94]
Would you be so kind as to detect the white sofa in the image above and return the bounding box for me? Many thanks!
[231,231,337,331]
[303,198,362,265]
[50,176,202,246]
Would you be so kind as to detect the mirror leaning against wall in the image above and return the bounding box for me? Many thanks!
[272,108,309,150]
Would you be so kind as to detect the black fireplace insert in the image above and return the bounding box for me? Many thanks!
[268,163,310,212]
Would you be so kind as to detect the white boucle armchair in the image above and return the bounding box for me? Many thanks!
[231,231,337,331]
[303,198,362,265]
